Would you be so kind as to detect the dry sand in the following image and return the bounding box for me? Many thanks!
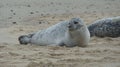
[0,0,120,67]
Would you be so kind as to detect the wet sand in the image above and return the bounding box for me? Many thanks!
[0,0,120,67]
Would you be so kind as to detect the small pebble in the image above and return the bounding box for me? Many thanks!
[38,21,42,24]
[51,2,54,4]
[10,10,13,12]
[30,12,34,14]
[27,5,31,7]
[12,22,17,24]
[13,13,16,15]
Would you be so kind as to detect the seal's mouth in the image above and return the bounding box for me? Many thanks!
[68,28,74,31]
[75,24,84,30]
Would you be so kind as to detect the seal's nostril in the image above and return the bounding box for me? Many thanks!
[68,25,71,28]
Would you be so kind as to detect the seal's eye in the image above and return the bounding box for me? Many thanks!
[74,22,78,24]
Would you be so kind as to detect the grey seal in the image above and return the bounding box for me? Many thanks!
[18,18,90,47]
[88,16,120,38]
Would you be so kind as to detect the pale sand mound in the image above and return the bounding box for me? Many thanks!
[0,0,120,67]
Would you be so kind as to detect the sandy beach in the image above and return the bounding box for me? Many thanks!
[0,0,120,67]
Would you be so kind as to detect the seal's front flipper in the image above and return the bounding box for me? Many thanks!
[58,42,65,46]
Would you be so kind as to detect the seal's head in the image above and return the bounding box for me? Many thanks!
[68,18,84,31]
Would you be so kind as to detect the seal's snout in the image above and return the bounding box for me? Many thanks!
[68,25,72,28]
[18,35,30,45]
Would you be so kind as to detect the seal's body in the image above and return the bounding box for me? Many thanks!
[19,18,90,47]
[88,17,120,38]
